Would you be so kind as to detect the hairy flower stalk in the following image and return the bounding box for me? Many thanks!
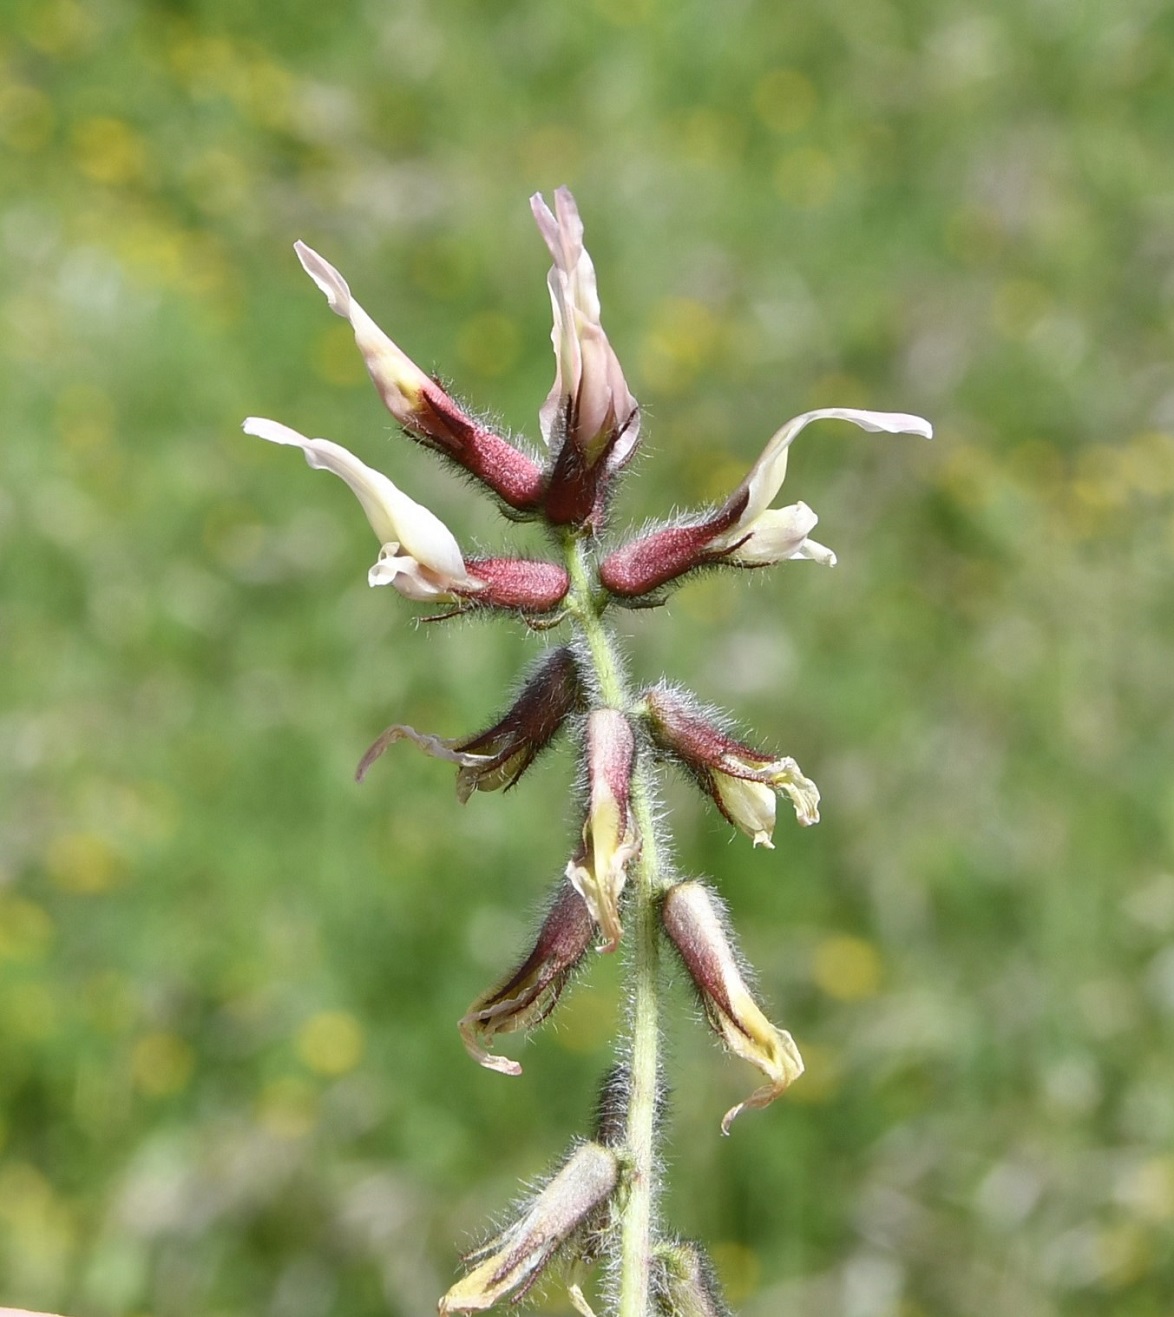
[245,188,931,1314]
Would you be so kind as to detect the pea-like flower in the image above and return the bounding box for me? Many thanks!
[661,880,803,1134]
[531,188,640,526]
[243,418,569,614]
[242,417,481,602]
[600,407,932,598]
[644,684,819,846]
[294,242,545,512]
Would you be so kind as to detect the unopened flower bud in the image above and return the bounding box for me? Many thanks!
[459,878,596,1076]
[644,685,819,845]
[295,242,545,512]
[652,1240,731,1317]
[661,881,803,1133]
[593,1061,668,1149]
[242,417,483,603]
[439,1141,619,1314]
[357,648,581,800]
[567,710,640,953]
[601,407,932,598]
[531,188,640,528]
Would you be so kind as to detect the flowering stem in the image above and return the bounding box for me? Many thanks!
[565,535,661,1317]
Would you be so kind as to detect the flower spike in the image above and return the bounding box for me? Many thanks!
[246,191,933,1316]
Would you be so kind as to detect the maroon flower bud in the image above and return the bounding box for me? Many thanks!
[643,684,819,846]
[459,878,596,1076]
[462,557,570,614]
[567,709,640,953]
[357,648,581,800]
[662,880,803,1133]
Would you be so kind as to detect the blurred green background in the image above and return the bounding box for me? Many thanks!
[2,0,1173,1313]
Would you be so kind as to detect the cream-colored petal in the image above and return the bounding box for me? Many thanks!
[531,189,638,462]
[244,417,400,544]
[368,548,465,601]
[790,537,837,566]
[244,416,470,582]
[724,500,820,564]
[713,775,777,848]
[294,241,431,419]
[739,407,934,528]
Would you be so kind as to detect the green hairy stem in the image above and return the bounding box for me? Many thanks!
[566,534,661,1317]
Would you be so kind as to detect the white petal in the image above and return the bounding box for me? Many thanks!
[531,189,637,461]
[725,501,819,564]
[294,240,353,315]
[243,417,468,580]
[741,407,934,526]
[293,242,430,417]
[368,548,458,600]
[790,537,837,566]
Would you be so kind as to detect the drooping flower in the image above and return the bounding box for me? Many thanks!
[459,878,596,1075]
[439,1141,619,1314]
[643,684,819,845]
[661,880,804,1133]
[356,648,582,799]
[566,709,640,953]
[294,242,545,512]
[531,188,640,527]
[600,407,932,598]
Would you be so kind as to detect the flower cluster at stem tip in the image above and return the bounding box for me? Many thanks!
[245,187,931,1316]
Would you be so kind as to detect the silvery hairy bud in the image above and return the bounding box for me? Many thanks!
[438,1141,619,1314]
[652,1240,732,1317]
[357,648,581,800]
[567,709,640,953]
[294,242,546,513]
[600,407,932,599]
[643,684,819,845]
[661,880,803,1133]
[459,878,596,1075]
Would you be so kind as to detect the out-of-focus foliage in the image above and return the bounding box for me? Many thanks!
[2,1,1173,1313]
